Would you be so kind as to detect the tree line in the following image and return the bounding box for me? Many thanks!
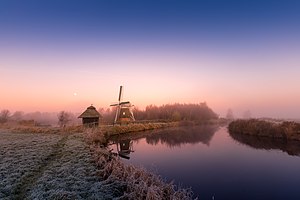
[0,109,78,127]
[100,103,218,123]
[0,102,218,126]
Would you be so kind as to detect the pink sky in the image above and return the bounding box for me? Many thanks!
[1,47,299,119]
[1,1,300,119]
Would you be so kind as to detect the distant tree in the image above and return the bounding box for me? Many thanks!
[137,103,218,121]
[132,106,146,120]
[226,109,234,120]
[96,103,218,123]
[57,111,72,127]
[0,109,10,123]
[99,107,115,124]
[10,111,24,121]
[171,111,181,121]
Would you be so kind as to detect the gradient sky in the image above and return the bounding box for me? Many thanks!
[1,0,300,118]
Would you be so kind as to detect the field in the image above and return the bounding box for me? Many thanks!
[0,128,193,200]
[0,131,122,199]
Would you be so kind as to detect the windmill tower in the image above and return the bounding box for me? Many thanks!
[110,86,135,124]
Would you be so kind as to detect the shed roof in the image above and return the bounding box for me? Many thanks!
[78,105,101,118]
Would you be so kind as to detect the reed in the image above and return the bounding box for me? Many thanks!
[228,119,300,141]
[102,122,178,137]
[91,145,194,200]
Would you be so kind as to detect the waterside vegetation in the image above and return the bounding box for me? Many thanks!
[0,103,220,199]
[90,144,194,199]
[228,119,300,141]
[0,122,197,199]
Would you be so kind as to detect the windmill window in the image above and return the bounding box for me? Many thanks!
[123,112,126,115]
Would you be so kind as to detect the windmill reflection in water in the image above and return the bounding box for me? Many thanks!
[113,139,134,159]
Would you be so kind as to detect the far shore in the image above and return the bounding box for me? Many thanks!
[228,119,300,141]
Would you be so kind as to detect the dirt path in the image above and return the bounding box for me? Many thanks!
[0,132,120,200]
[13,135,69,200]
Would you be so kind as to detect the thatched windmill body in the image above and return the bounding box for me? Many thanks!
[110,86,135,124]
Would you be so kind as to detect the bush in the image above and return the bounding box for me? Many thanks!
[228,119,300,141]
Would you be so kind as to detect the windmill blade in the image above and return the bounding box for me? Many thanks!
[114,105,120,124]
[119,101,130,105]
[118,86,123,101]
[110,103,119,106]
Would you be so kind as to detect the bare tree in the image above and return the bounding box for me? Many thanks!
[0,109,10,123]
[57,111,72,127]
[10,111,24,121]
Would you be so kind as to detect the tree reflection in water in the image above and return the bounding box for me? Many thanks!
[145,125,219,147]
[110,125,219,147]
[229,132,300,156]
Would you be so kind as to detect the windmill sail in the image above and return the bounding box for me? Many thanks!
[118,86,123,101]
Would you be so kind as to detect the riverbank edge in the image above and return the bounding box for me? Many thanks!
[0,122,202,199]
[228,119,300,141]
[88,143,194,199]
[0,119,225,136]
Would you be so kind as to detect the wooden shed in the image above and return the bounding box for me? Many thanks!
[78,105,101,127]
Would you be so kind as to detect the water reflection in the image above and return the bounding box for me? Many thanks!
[110,125,219,149]
[229,131,300,156]
[116,139,134,159]
[110,126,300,200]
[145,125,219,147]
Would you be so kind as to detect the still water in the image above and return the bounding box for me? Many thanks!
[110,125,300,200]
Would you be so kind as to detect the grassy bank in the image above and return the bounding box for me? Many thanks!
[102,122,179,136]
[0,128,195,199]
[0,121,179,136]
[1,130,191,199]
[84,122,196,199]
[80,122,181,145]
[90,144,194,199]
[228,119,300,141]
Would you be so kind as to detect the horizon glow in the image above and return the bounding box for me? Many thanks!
[1,0,300,118]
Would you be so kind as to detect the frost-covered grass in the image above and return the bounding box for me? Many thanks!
[0,127,195,200]
[0,123,85,134]
[91,145,194,200]
[0,132,62,199]
[0,131,123,199]
[28,133,119,199]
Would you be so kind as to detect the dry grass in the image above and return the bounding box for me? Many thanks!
[82,122,180,146]
[84,123,195,199]
[228,119,300,141]
[102,122,179,136]
[84,127,108,145]
[0,123,85,135]
[91,145,194,200]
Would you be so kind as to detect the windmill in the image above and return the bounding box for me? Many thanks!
[110,86,135,124]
